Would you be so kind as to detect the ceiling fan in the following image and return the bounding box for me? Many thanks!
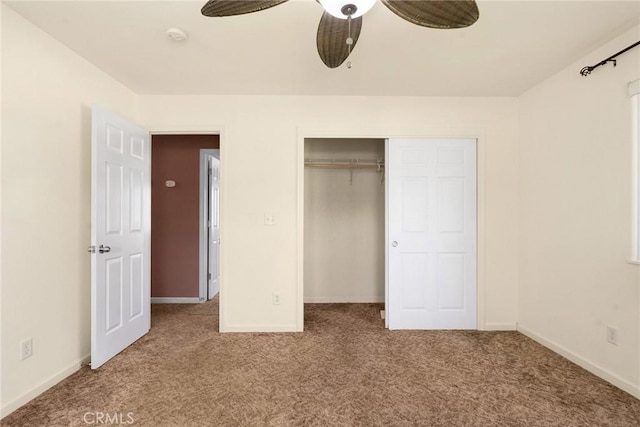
[201,0,479,69]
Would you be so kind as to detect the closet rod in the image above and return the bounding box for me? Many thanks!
[304,159,384,170]
[305,163,382,170]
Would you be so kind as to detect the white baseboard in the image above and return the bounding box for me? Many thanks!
[1,353,90,419]
[517,324,640,399]
[151,297,202,304]
[483,322,517,331]
[221,324,300,333]
[304,296,385,303]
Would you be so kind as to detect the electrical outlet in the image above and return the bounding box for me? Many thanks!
[272,293,280,305]
[606,326,618,346]
[264,214,275,226]
[20,337,33,360]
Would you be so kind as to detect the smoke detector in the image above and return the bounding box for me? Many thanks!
[166,27,188,42]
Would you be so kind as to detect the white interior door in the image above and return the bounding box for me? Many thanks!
[208,155,220,299]
[387,138,476,330]
[91,106,151,368]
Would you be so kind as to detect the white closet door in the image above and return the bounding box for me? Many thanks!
[91,106,151,368]
[387,138,476,329]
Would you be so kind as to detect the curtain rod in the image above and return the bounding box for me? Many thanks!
[580,41,640,77]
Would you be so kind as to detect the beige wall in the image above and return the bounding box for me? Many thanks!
[3,0,638,415]
[1,6,138,416]
[518,25,640,397]
[139,95,520,332]
[304,138,385,303]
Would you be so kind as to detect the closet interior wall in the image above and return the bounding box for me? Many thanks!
[304,138,385,303]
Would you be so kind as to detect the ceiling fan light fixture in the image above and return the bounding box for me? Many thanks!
[200,0,480,69]
[319,0,375,19]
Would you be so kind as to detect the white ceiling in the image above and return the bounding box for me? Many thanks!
[5,0,640,96]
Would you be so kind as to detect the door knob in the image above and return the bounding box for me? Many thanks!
[392,241,398,247]
[98,245,111,253]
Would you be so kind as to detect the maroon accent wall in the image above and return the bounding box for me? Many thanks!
[151,135,219,298]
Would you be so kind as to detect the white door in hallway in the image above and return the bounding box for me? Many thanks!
[91,106,151,368]
[208,154,220,299]
[387,138,477,330]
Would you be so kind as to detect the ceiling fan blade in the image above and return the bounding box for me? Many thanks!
[201,0,288,17]
[316,12,363,69]
[381,0,479,29]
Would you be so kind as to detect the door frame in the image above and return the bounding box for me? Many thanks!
[295,127,487,332]
[199,149,220,301]
[147,127,226,330]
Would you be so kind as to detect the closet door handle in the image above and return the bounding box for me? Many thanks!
[392,241,398,247]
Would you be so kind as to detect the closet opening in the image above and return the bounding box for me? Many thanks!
[299,134,484,331]
[303,138,386,316]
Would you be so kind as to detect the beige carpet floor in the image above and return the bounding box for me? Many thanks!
[3,299,640,426]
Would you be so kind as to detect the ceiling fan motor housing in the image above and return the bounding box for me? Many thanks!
[320,0,376,19]
[341,4,357,16]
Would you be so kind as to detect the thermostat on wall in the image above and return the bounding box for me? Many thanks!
[165,180,176,188]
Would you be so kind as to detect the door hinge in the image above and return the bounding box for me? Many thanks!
[208,273,212,280]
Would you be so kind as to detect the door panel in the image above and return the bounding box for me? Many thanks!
[130,253,144,319]
[388,138,476,330]
[401,253,428,309]
[91,106,150,368]
[437,253,465,309]
[105,163,123,234]
[402,178,428,232]
[129,170,144,232]
[105,258,123,333]
[438,178,465,233]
